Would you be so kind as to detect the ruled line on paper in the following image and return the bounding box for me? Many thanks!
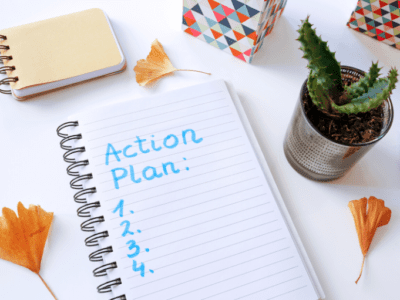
[235,283,307,300]
[131,256,296,298]
[146,242,288,276]
[106,167,258,206]
[173,271,300,300]
[89,113,234,151]
[118,218,277,255]
[106,168,254,204]
[189,146,246,162]
[105,175,258,205]
[85,98,226,134]
[170,268,299,300]
[126,210,274,245]
[124,236,287,274]
[140,198,267,232]
[127,240,289,281]
[113,193,268,233]
[101,152,249,185]
[115,202,271,240]
[120,222,280,261]
[87,106,229,142]
[92,120,236,159]
[104,164,254,193]
[81,90,224,126]
[114,184,263,222]
[113,189,265,229]
[265,286,308,300]
[95,138,244,173]
[206,276,303,300]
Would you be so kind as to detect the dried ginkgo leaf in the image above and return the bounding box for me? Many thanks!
[348,196,391,284]
[134,39,211,86]
[0,202,56,299]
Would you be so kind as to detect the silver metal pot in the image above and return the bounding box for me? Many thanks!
[283,66,394,181]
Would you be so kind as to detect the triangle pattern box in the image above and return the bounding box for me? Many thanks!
[348,0,400,50]
[182,0,288,63]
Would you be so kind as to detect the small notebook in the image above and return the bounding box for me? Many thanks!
[57,80,325,300]
[0,8,126,100]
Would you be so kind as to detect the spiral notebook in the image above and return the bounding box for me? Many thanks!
[57,80,325,300]
[0,8,126,100]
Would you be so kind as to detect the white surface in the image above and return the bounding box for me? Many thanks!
[0,1,399,300]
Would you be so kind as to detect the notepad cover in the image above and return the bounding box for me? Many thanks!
[0,8,123,90]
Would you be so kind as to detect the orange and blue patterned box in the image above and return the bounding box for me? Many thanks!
[182,0,287,63]
[348,0,400,50]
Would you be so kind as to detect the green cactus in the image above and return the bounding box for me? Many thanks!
[298,17,398,115]
[344,62,381,99]
[307,72,331,110]
[297,16,342,111]
[332,68,398,114]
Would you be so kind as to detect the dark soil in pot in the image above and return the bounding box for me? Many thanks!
[302,85,384,145]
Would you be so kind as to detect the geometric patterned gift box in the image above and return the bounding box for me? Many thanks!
[347,0,400,50]
[182,0,287,63]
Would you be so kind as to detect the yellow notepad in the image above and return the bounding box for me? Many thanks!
[0,8,126,100]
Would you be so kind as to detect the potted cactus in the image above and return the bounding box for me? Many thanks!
[283,17,398,181]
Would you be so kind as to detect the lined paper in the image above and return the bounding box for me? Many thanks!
[74,80,319,300]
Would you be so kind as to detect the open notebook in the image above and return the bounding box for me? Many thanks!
[57,80,324,300]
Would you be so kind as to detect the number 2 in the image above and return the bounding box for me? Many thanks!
[120,220,134,237]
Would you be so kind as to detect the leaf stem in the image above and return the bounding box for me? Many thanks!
[38,273,57,299]
[175,69,211,75]
[355,255,366,284]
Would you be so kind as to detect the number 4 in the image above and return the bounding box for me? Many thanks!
[132,260,145,277]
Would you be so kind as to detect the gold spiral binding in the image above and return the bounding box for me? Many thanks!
[0,56,13,64]
[0,35,17,95]
[0,35,9,53]
[0,35,9,64]
[0,77,18,95]
[0,66,15,74]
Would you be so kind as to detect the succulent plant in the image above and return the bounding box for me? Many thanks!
[297,17,398,115]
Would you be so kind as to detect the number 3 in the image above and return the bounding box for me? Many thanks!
[126,240,140,258]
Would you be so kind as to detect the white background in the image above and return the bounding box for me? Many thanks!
[0,1,399,300]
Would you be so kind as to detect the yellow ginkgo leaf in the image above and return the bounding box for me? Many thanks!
[134,39,211,86]
[0,202,56,299]
[348,196,391,284]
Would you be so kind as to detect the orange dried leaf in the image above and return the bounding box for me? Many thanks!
[348,196,391,284]
[134,39,210,86]
[0,202,56,298]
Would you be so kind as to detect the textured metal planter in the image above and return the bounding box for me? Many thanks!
[283,66,394,181]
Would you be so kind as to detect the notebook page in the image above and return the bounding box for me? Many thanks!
[75,80,319,300]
